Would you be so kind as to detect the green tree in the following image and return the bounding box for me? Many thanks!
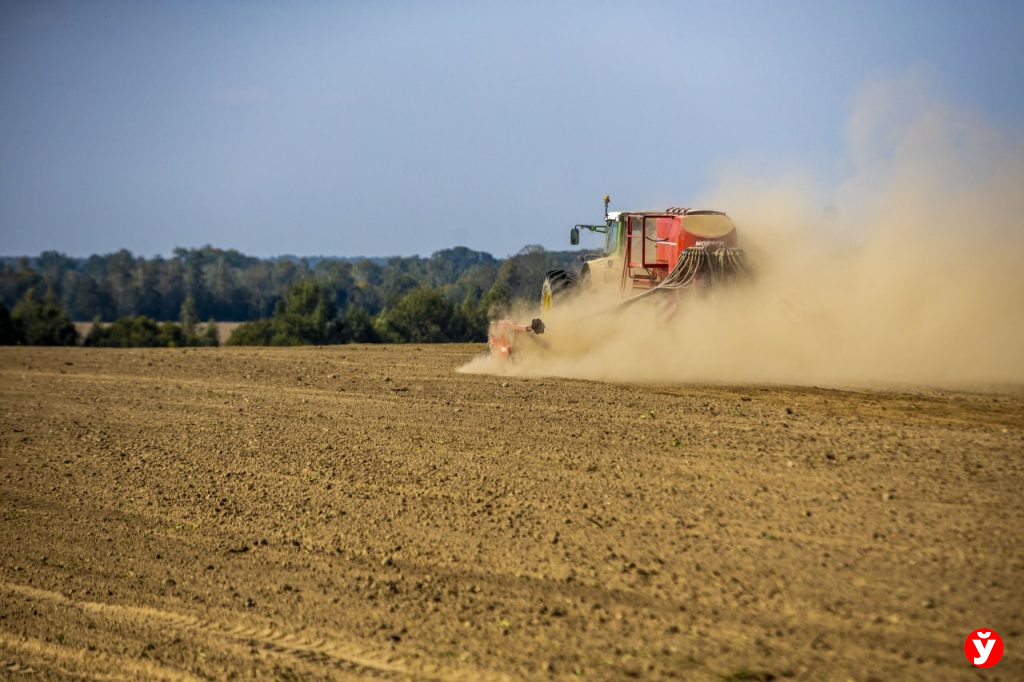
[11,288,78,345]
[0,244,585,341]
[159,321,187,347]
[381,261,422,308]
[272,280,338,345]
[339,307,379,343]
[351,259,383,287]
[179,294,198,336]
[449,297,489,342]
[0,301,18,344]
[201,319,220,347]
[226,318,275,345]
[67,273,115,320]
[228,280,338,345]
[314,259,354,312]
[105,249,139,317]
[377,287,455,343]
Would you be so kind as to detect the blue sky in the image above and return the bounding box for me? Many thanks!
[1,0,1022,258]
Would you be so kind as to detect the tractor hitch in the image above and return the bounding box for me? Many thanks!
[487,318,545,359]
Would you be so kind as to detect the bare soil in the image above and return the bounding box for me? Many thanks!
[1,345,1022,680]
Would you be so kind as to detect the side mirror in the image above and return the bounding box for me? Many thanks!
[570,227,580,245]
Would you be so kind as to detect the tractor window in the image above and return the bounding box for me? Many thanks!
[644,217,659,264]
[628,217,644,266]
[604,220,621,255]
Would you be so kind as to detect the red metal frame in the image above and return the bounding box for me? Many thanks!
[622,214,672,292]
[619,211,737,293]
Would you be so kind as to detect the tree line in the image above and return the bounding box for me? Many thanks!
[0,244,582,346]
[0,289,218,348]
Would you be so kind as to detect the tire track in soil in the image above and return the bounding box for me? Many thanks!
[3,346,1022,679]
[0,582,423,680]
[1,633,202,681]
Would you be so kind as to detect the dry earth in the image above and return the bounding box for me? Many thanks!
[1,345,1021,680]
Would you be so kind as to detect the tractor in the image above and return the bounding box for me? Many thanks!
[488,195,747,358]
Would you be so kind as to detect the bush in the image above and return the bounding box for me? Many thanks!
[11,288,78,346]
[201,319,220,347]
[159,321,187,347]
[224,279,491,346]
[227,318,275,346]
[377,287,455,343]
[82,314,221,348]
[339,307,379,343]
[86,316,163,347]
[227,280,339,345]
[274,279,339,344]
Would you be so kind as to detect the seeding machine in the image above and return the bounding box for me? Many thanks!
[488,195,748,358]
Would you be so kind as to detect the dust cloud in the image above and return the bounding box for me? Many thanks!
[463,78,1024,387]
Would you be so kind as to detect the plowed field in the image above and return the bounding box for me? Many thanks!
[1,346,1021,680]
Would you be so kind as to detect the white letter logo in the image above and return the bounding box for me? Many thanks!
[973,636,995,665]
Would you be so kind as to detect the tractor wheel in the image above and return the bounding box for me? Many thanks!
[541,269,578,312]
[579,265,592,288]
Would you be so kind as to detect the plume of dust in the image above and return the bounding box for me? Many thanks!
[461,81,1024,388]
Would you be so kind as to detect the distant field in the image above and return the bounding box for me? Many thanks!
[74,321,242,345]
[1,345,1021,679]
